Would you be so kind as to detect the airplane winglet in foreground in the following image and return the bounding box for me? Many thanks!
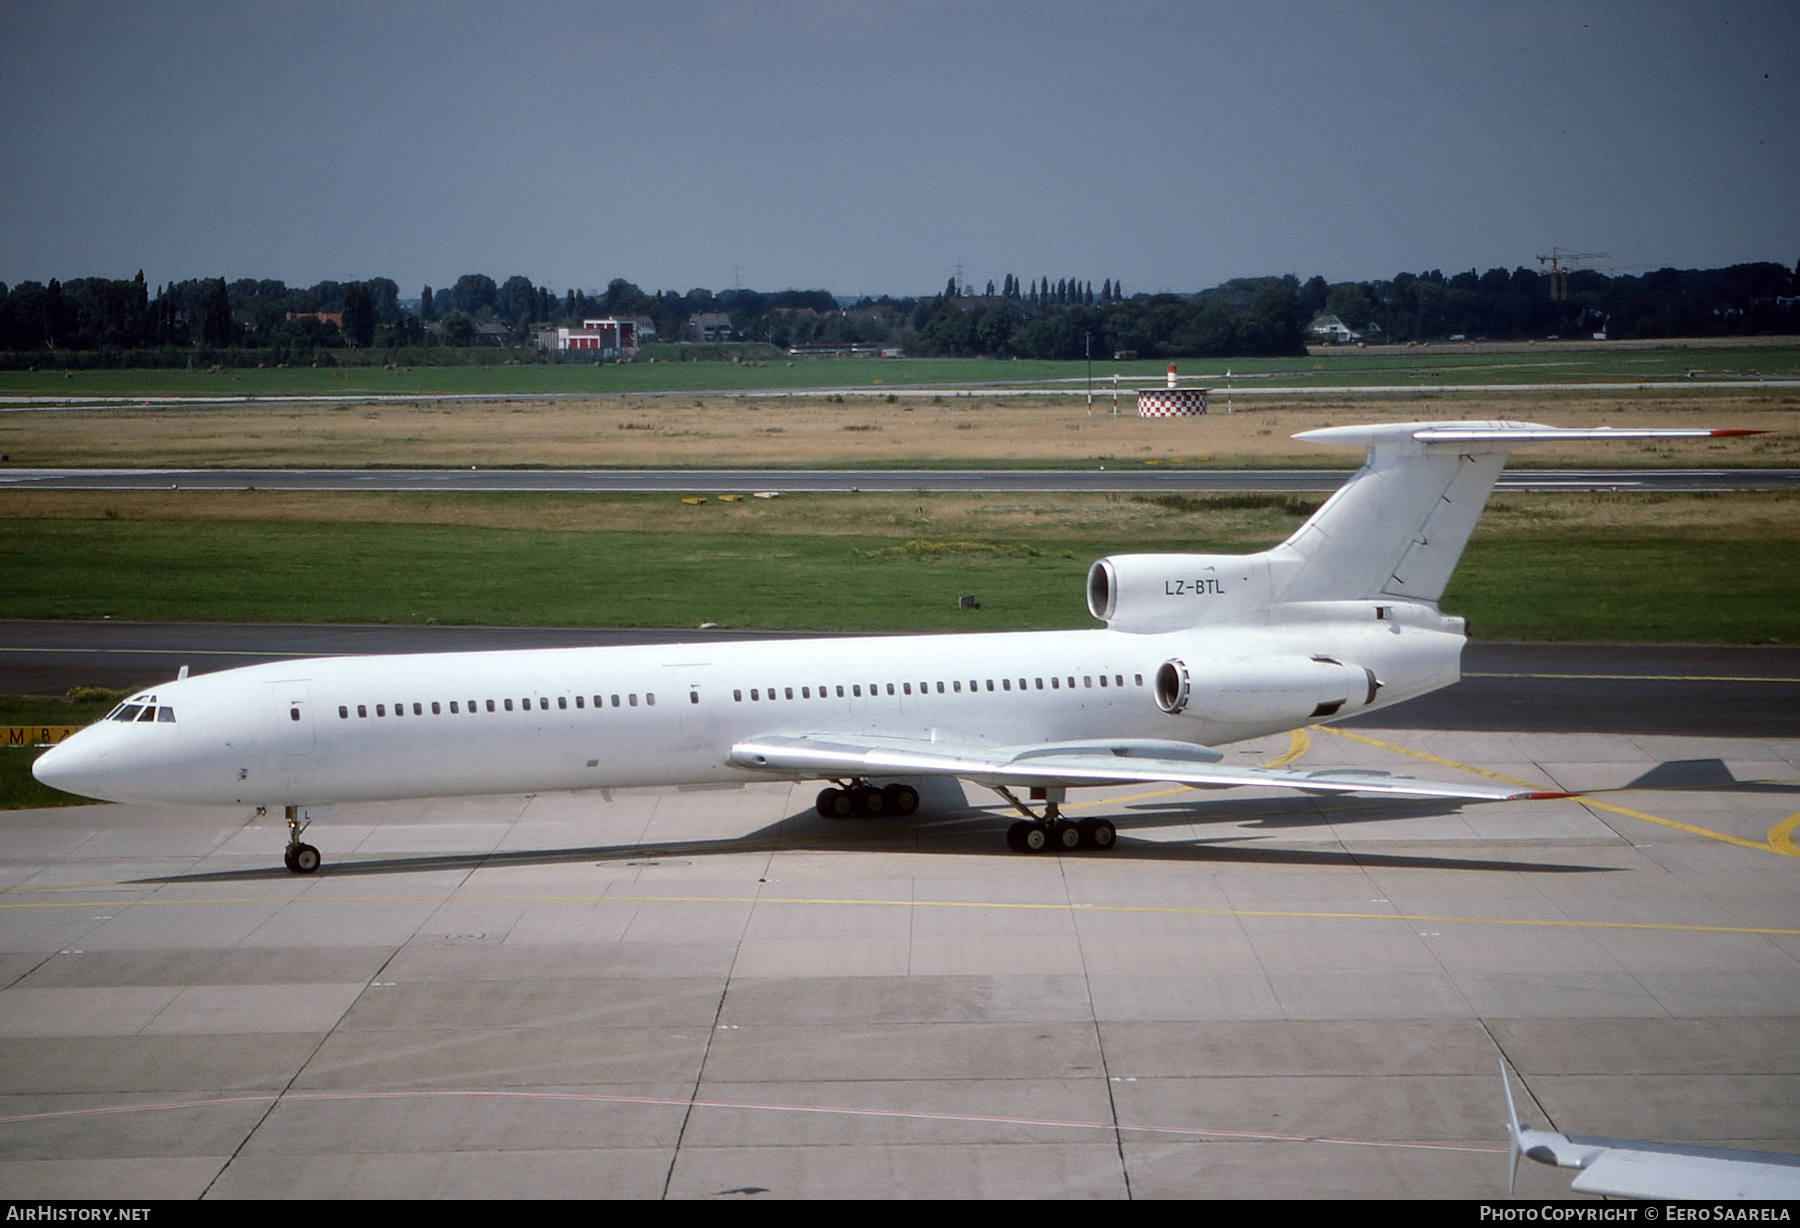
[33,421,1758,873]
[1503,1060,1800,1199]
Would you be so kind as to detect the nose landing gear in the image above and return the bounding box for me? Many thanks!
[283,805,321,874]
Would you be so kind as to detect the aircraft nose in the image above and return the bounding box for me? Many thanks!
[31,737,107,799]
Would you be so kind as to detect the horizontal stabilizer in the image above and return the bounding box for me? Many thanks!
[729,732,1543,801]
[1294,421,1765,449]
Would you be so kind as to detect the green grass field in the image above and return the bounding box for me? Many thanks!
[3,344,1797,400]
[2,499,1793,642]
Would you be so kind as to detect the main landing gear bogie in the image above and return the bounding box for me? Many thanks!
[994,786,1116,854]
[816,782,920,819]
[1005,816,1116,854]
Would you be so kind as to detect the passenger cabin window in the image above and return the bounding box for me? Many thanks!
[340,706,349,719]
[486,700,496,712]
[450,702,460,713]
[504,700,513,711]
[358,705,368,718]
[431,702,441,714]
[689,691,699,705]
[289,707,300,722]
[377,704,386,716]
[629,694,638,707]
[612,695,620,707]
[575,696,584,708]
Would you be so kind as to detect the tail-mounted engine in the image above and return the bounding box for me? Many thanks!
[1087,554,1272,633]
[1154,655,1381,726]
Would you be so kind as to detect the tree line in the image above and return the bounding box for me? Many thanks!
[1,258,1794,363]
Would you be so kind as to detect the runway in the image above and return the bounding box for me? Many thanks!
[4,466,1797,494]
[1,628,1797,1198]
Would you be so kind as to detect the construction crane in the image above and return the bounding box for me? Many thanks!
[1536,247,1610,300]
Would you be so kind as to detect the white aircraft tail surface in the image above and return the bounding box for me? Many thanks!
[1267,421,1754,605]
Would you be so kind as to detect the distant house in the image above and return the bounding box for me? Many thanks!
[285,311,344,328]
[472,321,512,345]
[539,317,639,358]
[687,312,733,342]
[1309,314,1357,343]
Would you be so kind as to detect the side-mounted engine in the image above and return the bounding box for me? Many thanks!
[1153,654,1381,726]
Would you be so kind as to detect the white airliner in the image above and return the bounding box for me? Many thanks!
[33,421,1756,873]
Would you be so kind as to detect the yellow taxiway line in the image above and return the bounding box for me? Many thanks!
[1316,726,1800,858]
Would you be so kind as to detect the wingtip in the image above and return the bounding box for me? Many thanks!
[1520,790,1578,800]
[1708,428,1768,437]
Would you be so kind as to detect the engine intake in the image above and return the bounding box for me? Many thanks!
[1087,553,1270,632]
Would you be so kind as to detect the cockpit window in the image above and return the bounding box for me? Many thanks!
[112,705,144,722]
[157,707,176,722]
[136,706,158,722]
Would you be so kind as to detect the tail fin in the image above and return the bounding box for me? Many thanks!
[1267,421,1756,605]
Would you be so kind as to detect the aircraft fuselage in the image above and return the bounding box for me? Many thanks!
[35,613,1462,810]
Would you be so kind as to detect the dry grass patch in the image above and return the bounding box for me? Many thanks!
[0,390,1792,468]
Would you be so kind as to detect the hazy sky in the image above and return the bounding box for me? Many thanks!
[2,1,1794,297]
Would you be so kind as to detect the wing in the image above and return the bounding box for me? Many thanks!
[727,732,1554,802]
[1503,1060,1800,1199]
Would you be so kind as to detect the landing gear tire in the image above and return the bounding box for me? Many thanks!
[282,847,297,872]
[1052,820,1082,851]
[1007,820,1049,853]
[882,784,919,815]
[289,843,321,874]
[852,785,885,816]
[1077,818,1117,851]
[817,787,855,819]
